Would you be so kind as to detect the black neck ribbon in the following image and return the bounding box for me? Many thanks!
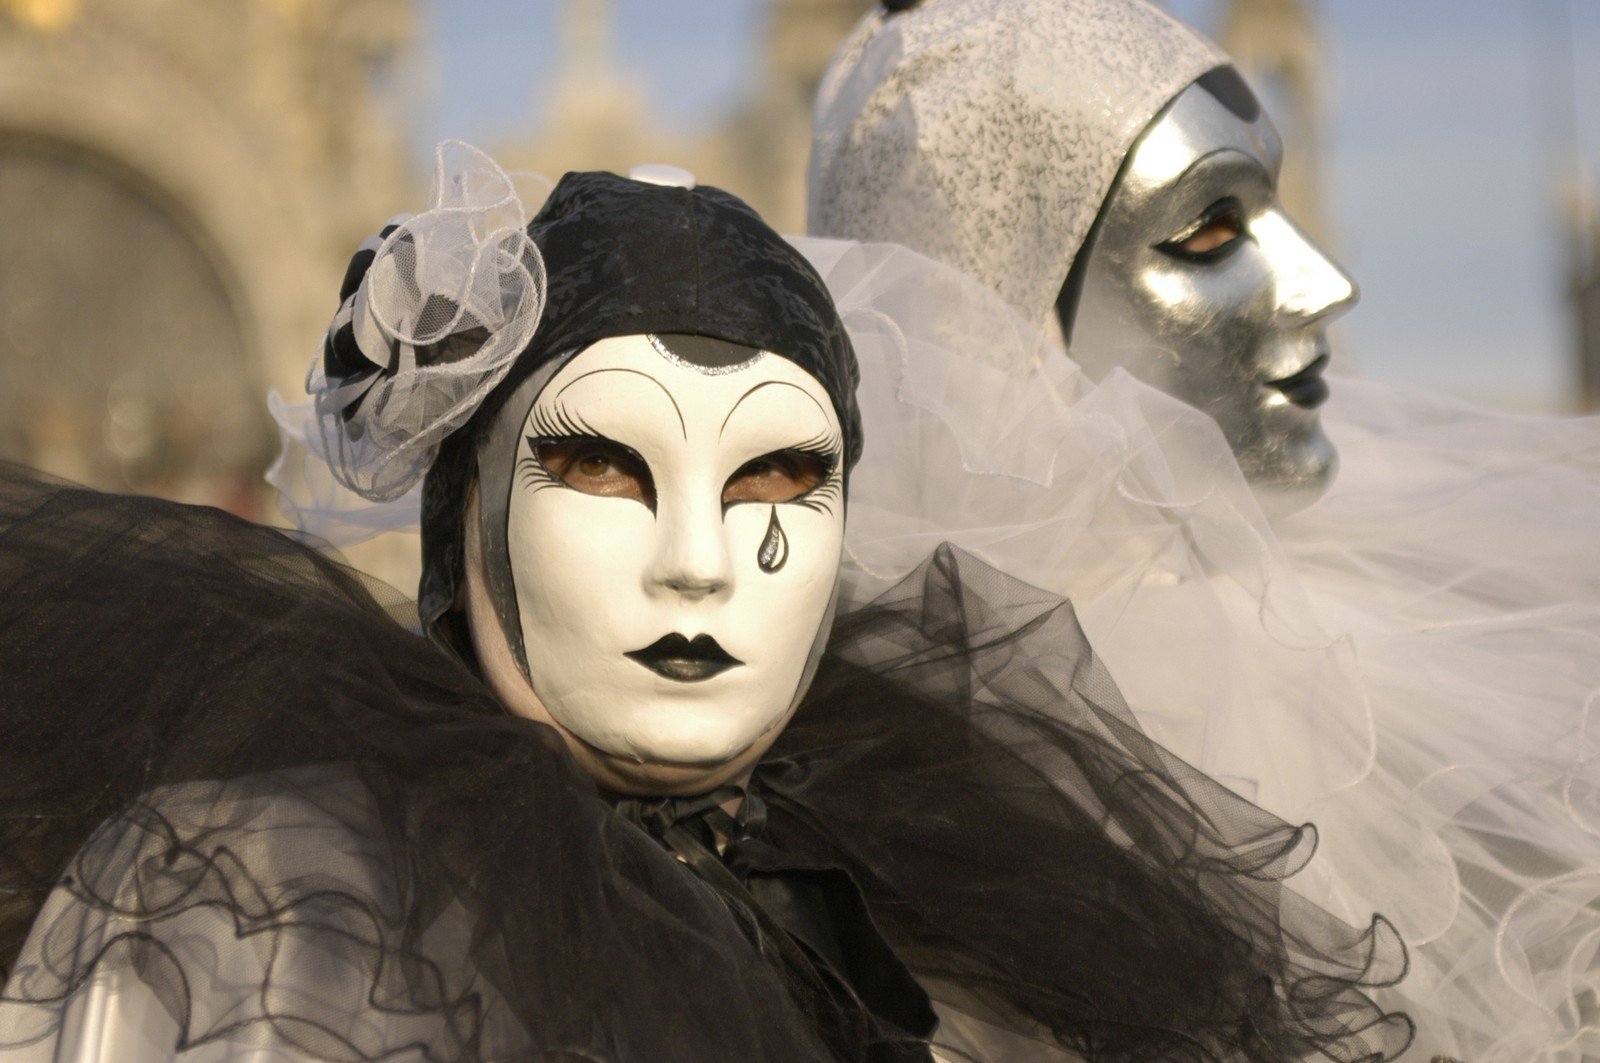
[615,785,937,1062]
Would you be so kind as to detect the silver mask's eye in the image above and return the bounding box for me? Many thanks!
[1157,198,1247,262]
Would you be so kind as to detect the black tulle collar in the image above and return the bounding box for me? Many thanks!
[1,469,1413,1062]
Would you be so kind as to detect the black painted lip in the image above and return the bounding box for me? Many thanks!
[1265,353,1330,409]
[625,633,743,683]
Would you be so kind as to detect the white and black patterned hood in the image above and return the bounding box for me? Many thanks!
[808,0,1224,330]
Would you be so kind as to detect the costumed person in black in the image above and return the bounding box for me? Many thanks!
[1,145,1410,1060]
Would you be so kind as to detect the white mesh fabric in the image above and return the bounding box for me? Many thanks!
[796,235,1600,1063]
[306,141,547,502]
[267,391,422,548]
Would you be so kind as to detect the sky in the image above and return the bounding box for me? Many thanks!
[422,1,1600,413]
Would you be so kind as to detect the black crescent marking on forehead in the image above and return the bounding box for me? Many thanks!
[553,367,687,441]
[719,380,832,442]
[649,333,764,374]
[1196,66,1261,125]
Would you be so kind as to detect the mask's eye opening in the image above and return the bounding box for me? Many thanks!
[532,436,657,508]
[723,448,833,506]
[1157,198,1247,262]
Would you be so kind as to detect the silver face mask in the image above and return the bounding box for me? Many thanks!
[1063,71,1358,511]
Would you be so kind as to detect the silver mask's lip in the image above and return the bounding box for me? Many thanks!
[1262,352,1331,410]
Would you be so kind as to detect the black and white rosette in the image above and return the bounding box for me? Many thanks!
[270,142,546,540]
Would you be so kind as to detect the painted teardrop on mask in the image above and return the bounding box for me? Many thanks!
[757,505,788,574]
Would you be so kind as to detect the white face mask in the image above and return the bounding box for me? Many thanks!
[505,334,846,766]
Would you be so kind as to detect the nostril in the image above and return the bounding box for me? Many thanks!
[660,570,730,599]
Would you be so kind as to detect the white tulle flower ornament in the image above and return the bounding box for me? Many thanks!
[308,141,548,502]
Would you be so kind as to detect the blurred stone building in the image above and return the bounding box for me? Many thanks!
[1217,0,1325,242]
[1574,190,1600,409]
[0,0,870,517]
[499,0,872,235]
[0,0,413,512]
[510,0,1324,237]
[0,0,1340,521]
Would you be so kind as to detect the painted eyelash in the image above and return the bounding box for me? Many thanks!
[793,469,844,516]
[517,406,615,491]
[515,446,561,493]
[517,401,608,494]
[747,430,845,516]
[527,403,604,441]
[782,429,843,467]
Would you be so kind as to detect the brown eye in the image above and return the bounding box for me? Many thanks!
[723,449,830,505]
[534,437,655,506]
[1159,199,1246,261]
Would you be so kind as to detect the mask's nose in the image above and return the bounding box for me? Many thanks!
[1254,209,1359,327]
[645,492,733,602]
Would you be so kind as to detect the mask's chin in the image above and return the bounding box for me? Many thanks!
[1251,459,1336,519]
[460,487,789,797]
[1234,416,1338,519]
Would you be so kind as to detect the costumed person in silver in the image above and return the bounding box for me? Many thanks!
[0,145,1410,1060]
[808,1,1600,1060]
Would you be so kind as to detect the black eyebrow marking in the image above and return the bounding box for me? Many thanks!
[1196,66,1261,123]
[719,380,832,441]
[552,367,686,440]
